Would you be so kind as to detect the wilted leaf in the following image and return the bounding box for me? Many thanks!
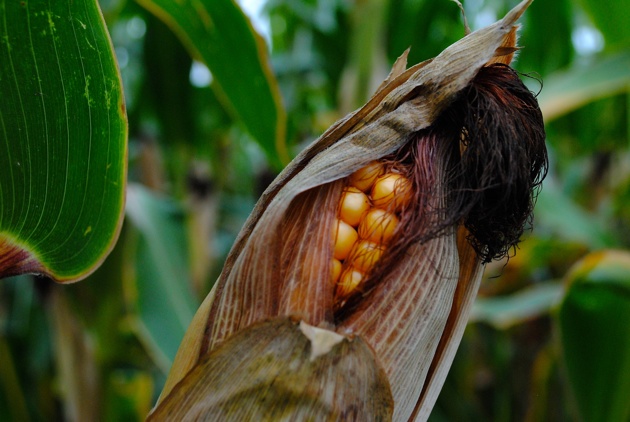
[0,0,127,282]
[148,318,393,421]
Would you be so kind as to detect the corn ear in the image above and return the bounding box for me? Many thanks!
[203,0,532,346]
[152,1,539,420]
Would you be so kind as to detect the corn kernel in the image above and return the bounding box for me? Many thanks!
[331,258,342,284]
[349,161,385,192]
[339,187,370,227]
[358,208,399,245]
[333,219,358,260]
[371,173,412,211]
[350,240,384,273]
[336,268,364,298]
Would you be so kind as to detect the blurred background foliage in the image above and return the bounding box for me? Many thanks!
[1,0,629,420]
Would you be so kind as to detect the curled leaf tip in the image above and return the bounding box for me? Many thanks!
[451,0,471,35]
[299,321,346,361]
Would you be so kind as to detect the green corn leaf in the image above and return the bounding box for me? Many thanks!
[136,0,288,169]
[124,184,197,372]
[536,51,630,121]
[535,181,616,248]
[557,250,630,422]
[470,282,564,330]
[0,0,127,282]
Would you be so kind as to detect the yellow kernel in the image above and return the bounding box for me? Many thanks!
[331,259,342,284]
[336,268,364,297]
[358,208,399,245]
[371,173,412,212]
[350,241,384,274]
[349,161,385,192]
[333,219,358,260]
[339,187,370,227]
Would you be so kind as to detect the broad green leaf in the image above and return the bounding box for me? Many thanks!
[135,0,288,168]
[124,184,197,373]
[536,51,630,121]
[0,0,127,282]
[557,250,630,422]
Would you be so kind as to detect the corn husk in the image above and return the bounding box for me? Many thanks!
[148,317,394,421]
[150,1,534,420]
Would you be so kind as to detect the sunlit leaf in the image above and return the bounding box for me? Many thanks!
[557,250,630,422]
[0,0,127,282]
[536,51,630,121]
[124,184,197,373]
[135,0,287,168]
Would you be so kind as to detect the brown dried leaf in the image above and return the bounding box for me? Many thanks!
[409,227,484,420]
[148,317,393,421]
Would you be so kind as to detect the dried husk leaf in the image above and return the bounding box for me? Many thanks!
[154,0,535,420]
[409,226,484,420]
[148,317,393,421]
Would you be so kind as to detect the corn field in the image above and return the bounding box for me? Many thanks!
[1,0,629,420]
